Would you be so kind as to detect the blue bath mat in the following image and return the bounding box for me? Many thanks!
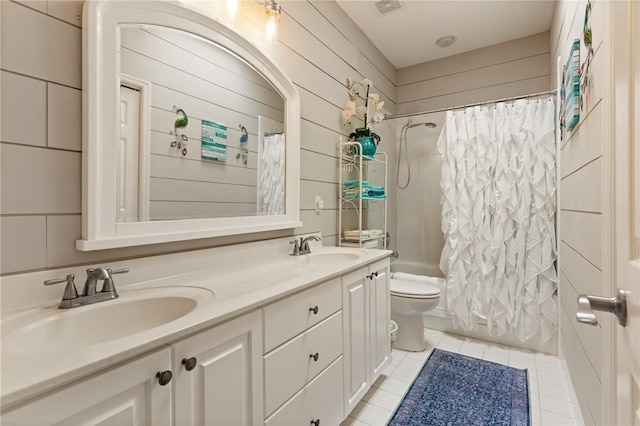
[388,349,530,426]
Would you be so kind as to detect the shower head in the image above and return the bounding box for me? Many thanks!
[409,122,437,129]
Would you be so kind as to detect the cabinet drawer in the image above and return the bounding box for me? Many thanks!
[264,311,342,416]
[265,356,344,426]
[263,278,341,353]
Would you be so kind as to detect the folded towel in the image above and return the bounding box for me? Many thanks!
[343,229,384,240]
[391,272,445,286]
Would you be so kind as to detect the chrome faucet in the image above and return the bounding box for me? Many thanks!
[44,267,129,309]
[290,235,322,255]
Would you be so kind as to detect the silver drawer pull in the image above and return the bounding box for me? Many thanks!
[309,352,319,362]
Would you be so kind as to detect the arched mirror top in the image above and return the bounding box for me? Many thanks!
[79,0,301,251]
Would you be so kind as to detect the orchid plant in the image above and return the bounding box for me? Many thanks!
[342,77,385,145]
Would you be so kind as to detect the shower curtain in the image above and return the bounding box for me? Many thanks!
[437,98,557,342]
[258,133,285,215]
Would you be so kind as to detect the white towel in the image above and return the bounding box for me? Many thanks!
[392,272,444,286]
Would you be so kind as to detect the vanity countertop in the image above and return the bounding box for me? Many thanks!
[0,243,391,408]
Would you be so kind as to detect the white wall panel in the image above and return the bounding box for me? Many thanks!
[0,1,81,88]
[560,158,602,213]
[47,83,82,151]
[1,216,47,274]
[1,71,47,147]
[0,144,81,215]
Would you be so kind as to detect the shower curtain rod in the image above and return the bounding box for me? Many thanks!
[384,89,557,120]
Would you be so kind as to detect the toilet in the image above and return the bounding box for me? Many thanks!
[390,274,443,351]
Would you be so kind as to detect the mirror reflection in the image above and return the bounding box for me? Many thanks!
[118,24,285,223]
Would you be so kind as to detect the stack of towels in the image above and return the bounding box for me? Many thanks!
[342,180,386,200]
[343,229,384,241]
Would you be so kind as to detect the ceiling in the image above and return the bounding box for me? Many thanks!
[335,0,556,69]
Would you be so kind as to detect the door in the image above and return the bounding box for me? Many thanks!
[610,1,640,424]
[172,311,263,426]
[1,348,172,425]
[118,85,140,223]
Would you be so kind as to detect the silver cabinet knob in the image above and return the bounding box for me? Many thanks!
[576,289,627,327]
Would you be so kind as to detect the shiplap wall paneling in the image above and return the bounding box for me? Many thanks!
[395,32,551,115]
[0,0,397,275]
[552,0,606,424]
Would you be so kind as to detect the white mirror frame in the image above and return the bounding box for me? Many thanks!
[78,0,301,251]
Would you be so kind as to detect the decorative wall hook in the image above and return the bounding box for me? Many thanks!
[171,106,189,156]
[239,124,248,143]
[236,124,249,165]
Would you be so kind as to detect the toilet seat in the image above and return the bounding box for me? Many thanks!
[390,278,441,299]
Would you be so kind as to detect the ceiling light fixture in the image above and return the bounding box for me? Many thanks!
[436,35,457,48]
[225,0,241,22]
[262,0,281,44]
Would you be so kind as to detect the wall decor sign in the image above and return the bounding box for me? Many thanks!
[563,39,580,131]
[201,120,228,162]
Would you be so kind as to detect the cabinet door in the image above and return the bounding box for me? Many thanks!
[2,348,172,425]
[342,267,370,414]
[173,311,263,426]
[369,262,391,380]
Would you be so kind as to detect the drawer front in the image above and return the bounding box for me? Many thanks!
[263,278,341,353]
[264,311,343,416]
[265,356,344,426]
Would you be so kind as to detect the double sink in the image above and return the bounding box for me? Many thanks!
[1,249,365,354]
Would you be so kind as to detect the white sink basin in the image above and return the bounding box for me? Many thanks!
[2,286,214,353]
[298,249,365,264]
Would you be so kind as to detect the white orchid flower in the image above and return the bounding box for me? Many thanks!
[369,93,380,104]
[373,112,385,124]
[362,78,372,87]
[376,101,385,111]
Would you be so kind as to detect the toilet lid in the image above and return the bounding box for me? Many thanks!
[390,278,441,298]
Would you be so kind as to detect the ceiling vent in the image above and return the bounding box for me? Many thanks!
[373,0,404,16]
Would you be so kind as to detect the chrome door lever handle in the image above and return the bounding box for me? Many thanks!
[576,289,627,327]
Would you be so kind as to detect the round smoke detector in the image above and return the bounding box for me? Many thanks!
[436,35,457,48]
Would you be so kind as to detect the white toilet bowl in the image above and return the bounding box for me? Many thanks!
[390,277,442,352]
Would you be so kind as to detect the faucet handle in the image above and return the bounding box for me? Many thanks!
[289,239,300,255]
[101,268,128,294]
[44,275,79,306]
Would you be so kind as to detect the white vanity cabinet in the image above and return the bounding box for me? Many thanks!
[173,310,263,426]
[342,259,391,414]
[2,347,173,425]
[263,278,345,426]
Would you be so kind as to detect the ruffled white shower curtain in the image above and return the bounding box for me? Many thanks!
[437,98,557,342]
[258,133,285,215]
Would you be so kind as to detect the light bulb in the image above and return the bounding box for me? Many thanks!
[262,0,280,44]
[225,0,240,22]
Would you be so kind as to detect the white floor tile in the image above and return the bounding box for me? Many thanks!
[389,349,407,366]
[374,376,411,396]
[363,387,403,412]
[353,402,393,426]
[390,364,421,383]
[396,357,426,372]
[541,409,578,425]
[340,415,371,426]
[403,349,432,362]
[537,370,567,387]
[539,394,576,418]
[539,381,572,402]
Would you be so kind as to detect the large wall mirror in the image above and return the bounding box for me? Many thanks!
[78,0,301,250]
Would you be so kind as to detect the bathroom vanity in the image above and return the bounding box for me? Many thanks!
[0,239,391,425]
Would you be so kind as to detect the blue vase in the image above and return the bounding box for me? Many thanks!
[356,136,377,157]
